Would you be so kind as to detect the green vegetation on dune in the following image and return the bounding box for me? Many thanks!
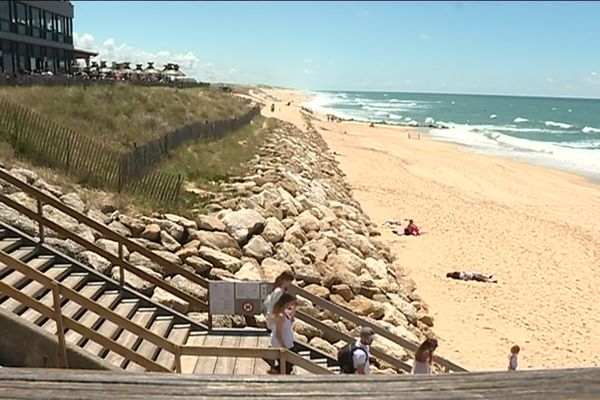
[0,84,251,152]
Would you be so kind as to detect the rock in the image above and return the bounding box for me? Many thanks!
[129,252,162,275]
[7,191,36,211]
[332,265,362,294]
[198,246,242,273]
[107,221,132,237]
[151,287,189,314]
[140,224,161,242]
[0,204,36,236]
[347,296,384,319]
[164,213,197,230]
[33,178,63,197]
[303,284,330,299]
[292,263,322,285]
[160,230,182,252]
[296,211,320,232]
[259,258,292,282]
[391,325,420,343]
[388,294,418,325]
[365,258,388,280]
[44,238,84,258]
[118,215,145,236]
[10,167,38,184]
[284,224,307,248]
[188,230,241,257]
[183,239,201,250]
[234,262,263,281]
[221,209,265,244]
[242,235,273,261]
[78,251,112,274]
[329,294,349,308]
[59,193,85,213]
[308,337,338,357]
[42,205,79,233]
[326,248,364,275]
[382,303,409,327]
[332,284,354,302]
[152,250,183,266]
[175,246,197,260]
[301,239,332,263]
[281,218,295,229]
[86,208,110,226]
[294,319,321,340]
[95,238,129,259]
[417,312,434,327]
[261,217,286,243]
[110,265,160,296]
[209,268,235,280]
[140,217,184,241]
[185,256,212,274]
[195,215,226,232]
[169,274,208,302]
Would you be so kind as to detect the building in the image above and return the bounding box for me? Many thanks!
[0,1,74,75]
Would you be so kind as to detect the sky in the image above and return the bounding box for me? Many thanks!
[74,1,600,98]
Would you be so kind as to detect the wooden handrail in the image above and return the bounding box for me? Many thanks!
[291,286,467,372]
[179,345,333,375]
[0,169,209,290]
[0,192,208,312]
[0,275,167,372]
[296,310,412,373]
[0,250,178,365]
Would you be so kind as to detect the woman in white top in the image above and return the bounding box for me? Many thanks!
[412,337,438,374]
[268,293,298,374]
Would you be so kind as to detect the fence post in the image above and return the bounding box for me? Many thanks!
[118,241,125,290]
[52,282,69,369]
[279,349,287,374]
[174,346,182,373]
[37,198,45,243]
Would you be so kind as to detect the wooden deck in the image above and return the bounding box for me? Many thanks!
[1,367,599,399]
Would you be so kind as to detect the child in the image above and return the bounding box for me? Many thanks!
[508,345,520,371]
[268,293,298,374]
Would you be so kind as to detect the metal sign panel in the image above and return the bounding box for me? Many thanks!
[209,281,274,316]
[208,281,235,315]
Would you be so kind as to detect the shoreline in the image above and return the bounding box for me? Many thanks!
[253,87,600,371]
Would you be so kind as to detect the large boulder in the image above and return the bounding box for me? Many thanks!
[308,337,338,357]
[326,248,364,275]
[365,257,388,280]
[303,284,330,299]
[388,293,418,325]
[292,263,322,285]
[185,256,212,274]
[151,287,189,314]
[164,213,197,230]
[42,205,79,233]
[283,224,307,248]
[0,204,36,236]
[78,251,112,275]
[195,215,226,232]
[188,230,242,257]
[198,246,242,273]
[107,221,132,238]
[95,238,129,259]
[140,217,184,241]
[332,284,354,302]
[169,274,208,302]
[129,252,162,275]
[234,262,263,281]
[118,215,145,236]
[261,217,286,243]
[7,191,36,211]
[243,235,273,261]
[160,230,182,252]
[296,211,320,233]
[110,265,160,296]
[221,209,265,244]
[59,193,86,213]
[259,258,292,282]
[348,296,385,319]
[381,302,409,327]
[140,224,161,242]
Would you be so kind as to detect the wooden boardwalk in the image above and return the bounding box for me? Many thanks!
[1,367,600,399]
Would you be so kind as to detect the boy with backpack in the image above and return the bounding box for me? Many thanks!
[337,327,377,375]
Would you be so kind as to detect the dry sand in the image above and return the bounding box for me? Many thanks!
[247,87,600,371]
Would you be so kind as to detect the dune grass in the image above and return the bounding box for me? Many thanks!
[0,84,251,152]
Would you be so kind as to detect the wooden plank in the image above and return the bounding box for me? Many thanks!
[0,266,69,313]
[63,290,121,346]
[192,334,223,375]
[125,316,173,372]
[233,334,259,375]
[153,323,191,372]
[82,299,138,356]
[213,335,242,375]
[103,307,156,368]
[180,332,206,374]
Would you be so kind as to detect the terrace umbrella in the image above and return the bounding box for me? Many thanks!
[172,64,185,77]
[144,62,160,76]
[99,61,112,74]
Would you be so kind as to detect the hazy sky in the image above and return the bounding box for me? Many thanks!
[74,1,600,98]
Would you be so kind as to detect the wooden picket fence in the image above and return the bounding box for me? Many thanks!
[0,99,258,203]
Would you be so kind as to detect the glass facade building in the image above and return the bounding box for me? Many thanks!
[0,1,74,76]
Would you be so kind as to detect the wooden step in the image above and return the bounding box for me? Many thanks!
[152,323,191,372]
[0,265,69,313]
[193,334,224,374]
[180,332,207,374]
[40,282,106,333]
[82,299,139,356]
[233,334,261,375]
[124,316,173,372]
[0,247,38,276]
[0,256,55,297]
[18,273,88,325]
[103,307,157,367]
[213,335,243,375]
[64,290,121,346]
[0,237,21,253]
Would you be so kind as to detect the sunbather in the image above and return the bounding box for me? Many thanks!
[446,271,497,283]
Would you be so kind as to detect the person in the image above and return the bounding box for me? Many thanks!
[446,271,497,283]
[412,337,438,374]
[337,327,377,375]
[263,271,294,331]
[508,345,520,371]
[270,103,275,112]
[268,293,298,374]
[403,219,420,236]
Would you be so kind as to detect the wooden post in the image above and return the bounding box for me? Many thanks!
[118,242,124,290]
[279,349,286,375]
[174,346,182,373]
[37,198,45,243]
[52,282,69,369]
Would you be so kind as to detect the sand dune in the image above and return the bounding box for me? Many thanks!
[252,88,600,371]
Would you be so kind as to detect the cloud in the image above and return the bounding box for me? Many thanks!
[73,32,237,82]
[420,33,430,41]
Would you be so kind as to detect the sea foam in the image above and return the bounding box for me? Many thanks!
[514,117,529,123]
[582,126,600,134]
[545,121,573,129]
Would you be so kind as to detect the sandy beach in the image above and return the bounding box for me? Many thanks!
[249,88,600,371]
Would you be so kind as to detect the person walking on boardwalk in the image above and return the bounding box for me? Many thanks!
[508,345,520,371]
[412,337,438,374]
[337,327,378,375]
[268,293,299,374]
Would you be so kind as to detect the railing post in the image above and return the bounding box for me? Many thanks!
[37,198,45,243]
[279,349,286,375]
[52,282,69,369]
[174,346,182,373]
[118,241,124,290]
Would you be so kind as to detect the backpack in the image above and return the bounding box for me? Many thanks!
[337,344,368,374]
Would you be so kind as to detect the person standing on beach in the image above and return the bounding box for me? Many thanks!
[268,293,299,374]
[508,345,520,371]
[412,338,438,374]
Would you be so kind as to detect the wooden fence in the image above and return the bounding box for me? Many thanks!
[0,99,258,203]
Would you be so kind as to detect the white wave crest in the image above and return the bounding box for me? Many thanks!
[514,117,528,123]
[545,121,572,129]
[582,126,600,134]
[490,114,497,119]
[389,113,403,120]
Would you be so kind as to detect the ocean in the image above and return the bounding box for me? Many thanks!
[306,91,600,180]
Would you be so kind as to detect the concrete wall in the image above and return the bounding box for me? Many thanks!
[0,308,117,370]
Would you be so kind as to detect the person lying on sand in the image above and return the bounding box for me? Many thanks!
[446,271,497,283]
